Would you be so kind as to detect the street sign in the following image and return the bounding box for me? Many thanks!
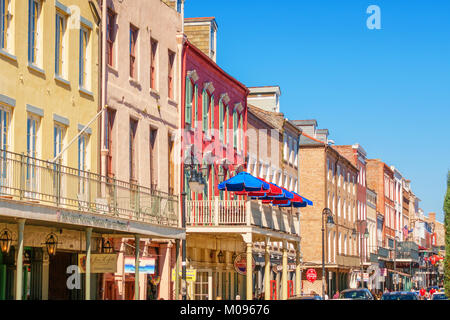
[306,268,317,283]
[171,268,197,282]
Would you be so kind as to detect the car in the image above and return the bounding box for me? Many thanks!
[288,295,323,300]
[431,293,448,300]
[339,288,374,300]
[381,291,419,300]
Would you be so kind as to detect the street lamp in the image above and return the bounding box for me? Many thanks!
[353,221,369,288]
[0,228,12,254]
[322,208,334,300]
[102,239,114,254]
[44,233,58,256]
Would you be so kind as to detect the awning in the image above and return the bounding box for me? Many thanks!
[218,172,270,192]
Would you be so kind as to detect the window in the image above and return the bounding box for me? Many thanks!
[225,106,229,145]
[239,115,243,152]
[150,38,158,89]
[288,136,293,164]
[293,139,298,167]
[0,0,13,53]
[26,115,40,195]
[55,13,67,78]
[78,133,89,193]
[129,119,138,181]
[168,50,175,99]
[337,165,341,186]
[149,127,157,188]
[338,232,342,254]
[106,9,116,67]
[28,0,42,65]
[0,107,10,186]
[185,77,193,125]
[202,89,209,136]
[283,134,288,162]
[193,84,198,128]
[105,108,116,177]
[210,95,215,137]
[79,26,91,89]
[53,124,65,163]
[344,234,347,255]
[129,25,138,79]
[233,109,238,148]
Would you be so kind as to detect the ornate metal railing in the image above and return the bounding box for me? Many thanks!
[0,149,179,227]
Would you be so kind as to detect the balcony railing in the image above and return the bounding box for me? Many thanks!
[186,199,299,236]
[0,149,179,227]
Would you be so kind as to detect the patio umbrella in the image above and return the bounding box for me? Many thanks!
[217,172,270,192]
[234,179,283,197]
[257,186,294,201]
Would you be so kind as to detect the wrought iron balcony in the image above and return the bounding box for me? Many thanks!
[0,150,179,227]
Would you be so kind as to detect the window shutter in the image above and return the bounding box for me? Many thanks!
[210,95,214,136]
[219,100,223,141]
[225,107,228,144]
[185,77,191,125]
[28,0,34,62]
[240,115,243,152]
[193,85,198,128]
[202,90,207,134]
[55,15,60,75]
[233,110,237,148]
[0,0,5,49]
[79,29,83,86]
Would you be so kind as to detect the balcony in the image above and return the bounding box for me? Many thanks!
[186,198,299,237]
[0,150,179,227]
[378,247,390,258]
[395,241,419,262]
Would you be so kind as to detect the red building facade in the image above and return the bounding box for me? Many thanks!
[181,39,249,208]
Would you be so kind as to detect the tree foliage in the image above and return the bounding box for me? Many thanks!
[444,171,450,296]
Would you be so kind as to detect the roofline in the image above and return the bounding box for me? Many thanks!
[184,40,249,94]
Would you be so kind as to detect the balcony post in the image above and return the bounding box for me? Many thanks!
[85,227,92,300]
[264,237,271,300]
[246,199,251,226]
[281,240,288,300]
[214,197,219,226]
[135,235,140,300]
[113,177,118,216]
[15,219,25,300]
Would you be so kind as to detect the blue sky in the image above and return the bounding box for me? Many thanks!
[185,0,450,223]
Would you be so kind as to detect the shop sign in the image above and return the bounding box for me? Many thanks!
[272,263,297,273]
[171,268,197,282]
[306,268,317,283]
[78,253,118,273]
[124,257,155,274]
[234,253,256,275]
[57,210,129,231]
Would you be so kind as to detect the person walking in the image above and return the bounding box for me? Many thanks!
[332,290,340,299]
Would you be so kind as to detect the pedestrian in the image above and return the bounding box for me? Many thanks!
[333,290,340,299]
[419,288,426,298]
[235,295,241,300]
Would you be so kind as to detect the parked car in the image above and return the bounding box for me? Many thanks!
[288,295,323,300]
[381,291,419,300]
[339,288,374,300]
[431,293,448,300]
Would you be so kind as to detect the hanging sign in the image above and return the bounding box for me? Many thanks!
[234,253,256,275]
[306,268,317,283]
[78,253,118,273]
[124,257,155,274]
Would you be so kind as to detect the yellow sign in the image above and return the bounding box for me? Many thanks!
[171,268,196,282]
[78,253,118,273]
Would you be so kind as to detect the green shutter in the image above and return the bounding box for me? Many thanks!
[210,95,214,136]
[225,107,228,144]
[219,100,223,141]
[233,110,237,148]
[211,165,215,198]
[185,77,191,125]
[193,85,198,128]
[202,90,208,134]
[240,115,243,152]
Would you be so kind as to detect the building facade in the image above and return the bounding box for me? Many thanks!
[98,0,185,300]
[293,120,359,297]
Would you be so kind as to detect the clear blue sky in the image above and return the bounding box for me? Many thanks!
[185,0,450,223]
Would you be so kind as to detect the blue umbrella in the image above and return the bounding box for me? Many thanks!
[217,172,270,192]
[276,201,308,208]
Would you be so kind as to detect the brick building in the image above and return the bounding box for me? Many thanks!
[292,120,359,296]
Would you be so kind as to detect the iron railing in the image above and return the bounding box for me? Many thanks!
[0,149,179,227]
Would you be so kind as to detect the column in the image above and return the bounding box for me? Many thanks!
[135,235,140,300]
[175,239,180,300]
[15,219,25,300]
[264,237,271,300]
[295,242,301,296]
[281,241,288,300]
[85,227,92,300]
[246,242,252,300]
[41,253,49,300]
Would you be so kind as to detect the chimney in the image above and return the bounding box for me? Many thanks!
[247,86,281,113]
[184,17,218,62]
[315,129,329,143]
[291,120,318,137]
[429,212,436,223]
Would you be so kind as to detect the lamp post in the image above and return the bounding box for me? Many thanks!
[352,220,369,288]
[322,208,334,300]
[393,235,399,291]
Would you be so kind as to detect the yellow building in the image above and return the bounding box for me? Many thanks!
[0,0,99,168]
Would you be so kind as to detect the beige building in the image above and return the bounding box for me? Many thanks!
[366,188,378,264]
[99,0,185,300]
[293,120,359,296]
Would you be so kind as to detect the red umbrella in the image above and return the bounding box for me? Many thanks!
[234,179,282,197]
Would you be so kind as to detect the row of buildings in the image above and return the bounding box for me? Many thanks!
[0,0,443,300]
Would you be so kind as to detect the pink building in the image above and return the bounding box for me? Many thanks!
[98,0,184,300]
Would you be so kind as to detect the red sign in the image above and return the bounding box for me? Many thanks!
[270,280,277,300]
[306,268,317,283]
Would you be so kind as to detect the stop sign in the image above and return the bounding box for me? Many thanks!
[306,269,317,283]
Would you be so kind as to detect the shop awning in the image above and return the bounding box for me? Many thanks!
[218,172,270,192]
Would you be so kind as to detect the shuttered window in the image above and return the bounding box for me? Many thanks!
[219,100,224,141]
[55,13,66,77]
[210,95,214,137]
[202,89,208,135]
[185,77,192,125]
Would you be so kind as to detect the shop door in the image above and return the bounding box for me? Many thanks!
[125,281,135,300]
[105,281,116,300]
[48,252,73,300]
